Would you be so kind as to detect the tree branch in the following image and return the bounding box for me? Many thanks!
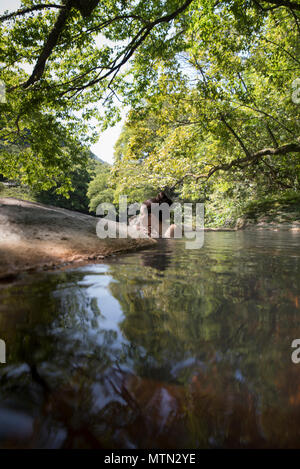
[206,141,300,179]
[22,1,73,88]
[21,0,194,91]
[261,158,293,188]
[266,123,279,148]
[261,36,300,65]
[258,0,300,11]
[171,141,300,189]
[219,114,251,157]
[0,4,65,22]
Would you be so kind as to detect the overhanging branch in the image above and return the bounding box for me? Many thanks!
[0,3,65,22]
[18,0,193,90]
[171,141,300,189]
[22,1,73,88]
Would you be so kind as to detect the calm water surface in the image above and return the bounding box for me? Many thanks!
[0,231,300,448]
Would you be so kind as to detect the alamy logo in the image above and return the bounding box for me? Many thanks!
[0,339,6,364]
[96,196,205,249]
[291,339,300,364]
[0,80,6,104]
[291,78,300,104]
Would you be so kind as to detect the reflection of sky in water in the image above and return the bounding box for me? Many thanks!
[78,273,126,347]
[50,266,132,365]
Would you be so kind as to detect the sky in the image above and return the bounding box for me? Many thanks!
[0,0,125,164]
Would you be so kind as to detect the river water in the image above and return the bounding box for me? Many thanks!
[0,231,300,448]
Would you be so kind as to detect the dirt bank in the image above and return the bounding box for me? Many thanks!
[0,198,156,279]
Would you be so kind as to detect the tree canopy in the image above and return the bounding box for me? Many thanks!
[110,1,300,222]
[0,0,299,202]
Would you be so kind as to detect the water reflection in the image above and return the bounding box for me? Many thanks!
[140,240,173,272]
[0,232,300,448]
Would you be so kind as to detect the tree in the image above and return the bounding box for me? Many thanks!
[0,0,195,192]
[87,164,114,212]
[1,0,299,193]
[37,154,101,212]
[111,3,299,222]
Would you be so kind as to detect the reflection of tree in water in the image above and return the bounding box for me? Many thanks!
[0,271,128,448]
[140,240,172,272]
[107,238,300,447]
[0,234,300,447]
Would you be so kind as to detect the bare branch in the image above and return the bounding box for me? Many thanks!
[204,141,300,180]
[250,141,300,158]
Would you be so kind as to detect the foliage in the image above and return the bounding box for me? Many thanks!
[37,155,101,213]
[0,152,103,213]
[111,3,300,224]
[241,190,300,220]
[0,1,299,212]
[0,181,38,202]
[0,0,196,192]
[0,127,91,196]
[87,164,115,212]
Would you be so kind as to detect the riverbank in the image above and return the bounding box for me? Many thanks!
[235,194,300,231]
[0,198,156,279]
[1,196,300,279]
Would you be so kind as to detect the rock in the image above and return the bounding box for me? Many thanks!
[235,217,246,230]
[0,198,156,278]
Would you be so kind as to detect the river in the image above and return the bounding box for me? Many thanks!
[0,231,300,448]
